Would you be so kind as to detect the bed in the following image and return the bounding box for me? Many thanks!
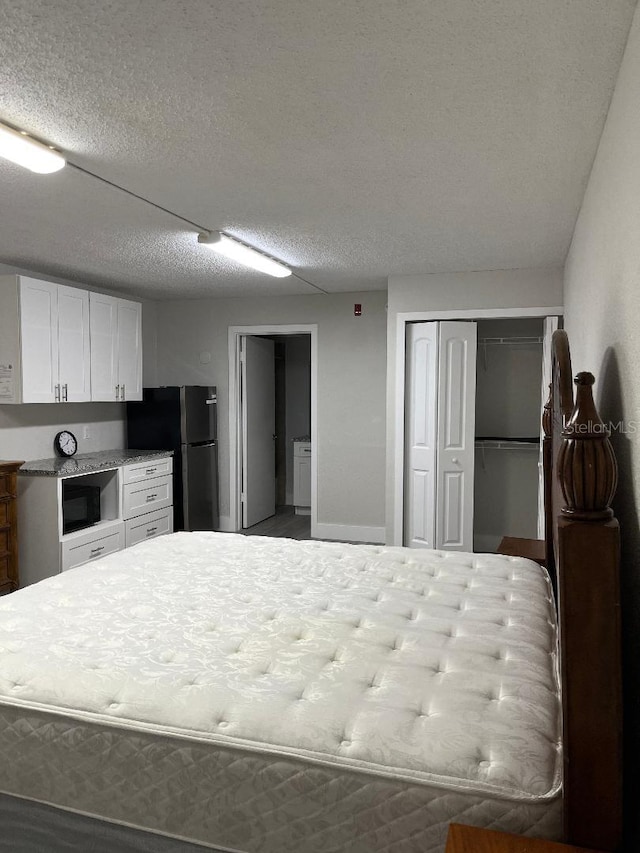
[0,331,622,853]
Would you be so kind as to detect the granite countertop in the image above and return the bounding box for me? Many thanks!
[19,449,173,477]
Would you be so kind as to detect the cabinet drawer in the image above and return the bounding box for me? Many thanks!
[61,525,124,572]
[125,507,173,548]
[0,528,9,556]
[0,501,8,526]
[122,457,173,484]
[123,475,172,519]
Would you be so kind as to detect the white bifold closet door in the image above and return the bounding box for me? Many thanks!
[405,321,477,551]
[241,335,276,528]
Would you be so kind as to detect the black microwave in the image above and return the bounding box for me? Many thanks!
[62,482,101,534]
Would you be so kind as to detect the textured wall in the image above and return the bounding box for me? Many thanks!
[563,6,640,844]
[152,292,387,532]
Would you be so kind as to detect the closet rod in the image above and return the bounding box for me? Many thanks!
[477,336,543,346]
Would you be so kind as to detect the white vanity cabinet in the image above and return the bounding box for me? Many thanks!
[293,441,311,515]
[89,293,143,401]
[0,275,91,403]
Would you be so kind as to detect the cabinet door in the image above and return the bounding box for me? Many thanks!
[89,293,118,401]
[19,277,59,403]
[57,285,91,402]
[117,300,142,401]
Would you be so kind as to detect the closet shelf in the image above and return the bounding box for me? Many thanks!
[475,437,539,450]
[477,336,543,346]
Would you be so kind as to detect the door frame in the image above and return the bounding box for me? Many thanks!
[392,306,564,546]
[228,324,318,535]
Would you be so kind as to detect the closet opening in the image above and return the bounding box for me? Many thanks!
[401,312,559,552]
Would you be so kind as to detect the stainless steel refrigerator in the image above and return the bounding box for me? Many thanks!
[126,386,218,531]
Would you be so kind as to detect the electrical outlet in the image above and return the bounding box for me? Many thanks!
[83,426,91,440]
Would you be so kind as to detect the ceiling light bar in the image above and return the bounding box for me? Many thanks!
[198,231,291,278]
[0,122,66,174]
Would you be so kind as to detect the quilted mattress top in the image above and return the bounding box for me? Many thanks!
[0,532,561,802]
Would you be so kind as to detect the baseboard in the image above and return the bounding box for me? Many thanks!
[313,523,386,544]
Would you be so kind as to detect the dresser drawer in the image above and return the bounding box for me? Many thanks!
[123,475,172,519]
[0,500,8,526]
[61,524,125,572]
[0,528,9,557]
[0,473,11,499]
[125,507,173,547]
[0,554,9,585]
[122,457,173,484]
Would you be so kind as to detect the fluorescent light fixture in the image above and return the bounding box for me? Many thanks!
[0,122,66,174]
[198,231,291,278]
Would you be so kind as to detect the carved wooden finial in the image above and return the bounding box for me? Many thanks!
[557,372,618,519]
[542,381,552,439]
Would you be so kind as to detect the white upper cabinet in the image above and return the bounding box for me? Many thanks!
[0,274,141,404]
[0,275,91,403]
[89,293,142,401]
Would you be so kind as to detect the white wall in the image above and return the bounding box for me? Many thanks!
[385,267,563,541]
[563,6,640,842]
[152,292,387,536]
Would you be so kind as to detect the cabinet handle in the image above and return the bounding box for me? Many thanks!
[122,383,126,400]
[63,383,68,402]
[115,384,120,400]
[146,526,158,536]
[54,384,60,402]
[146,493,158,502]
[90,546,105,556]
[145,468,157,475]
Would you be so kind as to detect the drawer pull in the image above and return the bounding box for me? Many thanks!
[90,546,105,556]
[146,526,158,536]
[146,493,158,502]
[145,468,157,475]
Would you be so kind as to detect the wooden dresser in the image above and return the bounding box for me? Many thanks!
[0,461,24,594]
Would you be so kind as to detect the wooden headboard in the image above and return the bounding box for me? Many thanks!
[544,330,623,850]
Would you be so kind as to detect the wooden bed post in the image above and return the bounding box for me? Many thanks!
[554,369,623,851]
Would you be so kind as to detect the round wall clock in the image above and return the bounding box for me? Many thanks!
[54,430,78,457]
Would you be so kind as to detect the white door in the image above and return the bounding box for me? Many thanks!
[57,285,91,402]
[117,300,142,401]
[19,277,59,403]
[404,322,439,548]
[404,321,477,551]
[537,315,560,538]
[241,336,276,528]
[89,293,118,401]
[436,322,477,551]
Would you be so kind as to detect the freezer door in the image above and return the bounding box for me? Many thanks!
[180,386,217,443]
[182,441,219,531]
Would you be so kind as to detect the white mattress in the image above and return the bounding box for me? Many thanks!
[0,532,562,852]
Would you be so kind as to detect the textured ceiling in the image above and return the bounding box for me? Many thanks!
[0,0,636,299]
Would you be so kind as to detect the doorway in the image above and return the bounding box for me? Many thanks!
[228,324,318,537]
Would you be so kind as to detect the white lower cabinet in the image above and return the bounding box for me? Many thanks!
[122,460,174,547]
[18,455,174,587]
[61,520,125,572]
[125,507,173,548]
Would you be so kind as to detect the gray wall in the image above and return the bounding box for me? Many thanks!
[563,5,640,844]
[151,291,387,534]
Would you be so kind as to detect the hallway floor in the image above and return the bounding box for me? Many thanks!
[237,505,311,540]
